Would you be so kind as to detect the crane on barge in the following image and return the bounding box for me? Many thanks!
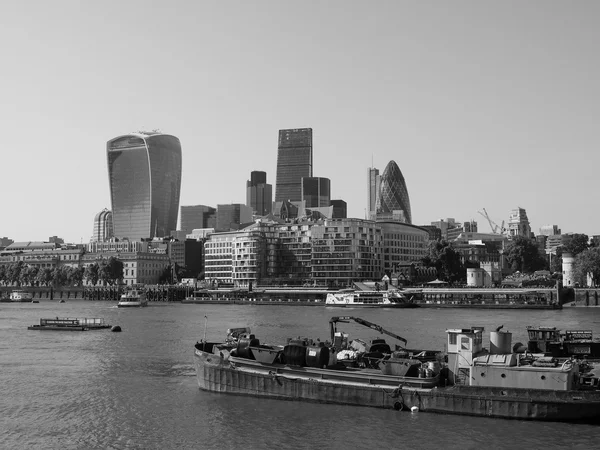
[329,316,408,346]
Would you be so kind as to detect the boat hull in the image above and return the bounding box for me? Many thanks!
[194,348,600,422]
[325,303,419,308]
[117,301,148,308]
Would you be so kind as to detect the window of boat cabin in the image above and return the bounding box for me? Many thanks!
[448,333,457,346]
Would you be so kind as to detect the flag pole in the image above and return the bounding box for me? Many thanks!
[202,315,208,351]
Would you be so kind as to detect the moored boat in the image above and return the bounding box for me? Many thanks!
[194,320,600,421]
[325,288,419,308]
[118,287,148,308]
[524,326,600,359]
[28,317,112,331]
[9,290,33,302]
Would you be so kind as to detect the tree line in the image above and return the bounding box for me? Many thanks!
[419,233,600,287]
[0,257,124,287]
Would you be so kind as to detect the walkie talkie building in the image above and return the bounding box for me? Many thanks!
[107,132,182,240]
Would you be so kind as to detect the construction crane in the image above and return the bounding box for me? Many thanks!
[329,316,407,346]
[477,208,506,234]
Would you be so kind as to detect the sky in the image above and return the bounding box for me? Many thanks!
[1,1,598,243]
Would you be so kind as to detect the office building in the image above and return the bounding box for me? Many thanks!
[216,204,253,232]
[508,207,532,238]
[301,177,330,208]
[107,132,182,240]
[367,167,380,219]
[180,205,217,234]
[375,160,412,224]
[539,225,561,236]
[90,208,114,242]
[330,200,347,219]
[246,171,272,216]
[275,128,312,202]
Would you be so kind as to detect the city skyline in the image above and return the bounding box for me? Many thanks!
[1,2,599,243]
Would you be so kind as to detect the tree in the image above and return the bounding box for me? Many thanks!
[106,257,124,285]
[7,261,25,286]
[84,263,100,286]
[52,266,70,287]
[549,247,563,274]
[564,234,589,256]
[36,267,54,287]
[504,236,546,273]
[0,265,6,285]
[421,240,464,283]
[70,266,85,287]
[573,247,600,287]
[20,266,39,287]
[98,257,124,286]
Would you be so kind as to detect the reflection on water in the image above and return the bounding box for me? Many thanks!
[1,301,600,449]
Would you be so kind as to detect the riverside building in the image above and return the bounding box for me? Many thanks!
[107,132,182,240]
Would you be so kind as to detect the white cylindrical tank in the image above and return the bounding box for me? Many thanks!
[490,331,512,354]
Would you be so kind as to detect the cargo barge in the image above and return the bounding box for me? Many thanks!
[28,317,111,331]
[194,320,600,422]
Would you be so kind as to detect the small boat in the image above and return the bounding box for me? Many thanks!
[194,319,600,422]
[9,290,33,302]
[31,299,39,303]
[525,326,600,358]
[28,317,111,331]
[118,287,148,308]
[325,288,419,308]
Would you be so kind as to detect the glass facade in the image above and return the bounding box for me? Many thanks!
[180,205,217,234]
[311,219,384,286]
[246,171,272,216]
[91,208,113,242]
[275,128,312,202]
[107,133,182,240]
[376,160,412,224]
[301,177,330,208]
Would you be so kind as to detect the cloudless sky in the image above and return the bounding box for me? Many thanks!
[1,1,598,243]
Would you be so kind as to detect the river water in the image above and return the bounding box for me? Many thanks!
[1,301,600,449]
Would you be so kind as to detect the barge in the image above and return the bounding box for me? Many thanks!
[28,317,111,331]
[325,288,419,308]
[194,319,600,422]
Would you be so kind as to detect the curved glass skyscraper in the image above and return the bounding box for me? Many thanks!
[107,132,182,240]
[376,160,412,224]
[90,208,113,242]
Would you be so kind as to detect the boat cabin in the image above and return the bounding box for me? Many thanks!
[447,327,580,391]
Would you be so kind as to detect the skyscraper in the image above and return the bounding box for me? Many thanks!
[180,205,217,234]
[367,167,380,219]
[330,199,347,219]
[216,204,253,232]
[107,132,182,240]
[301,177,330,208]
[275,128,312,202]
[246,170,272,216]
[375,160,412,224]
[90,208,114,242]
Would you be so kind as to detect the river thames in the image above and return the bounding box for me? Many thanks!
[1,301,600,449]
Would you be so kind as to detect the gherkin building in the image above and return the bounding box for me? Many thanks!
[376,160,412,224]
